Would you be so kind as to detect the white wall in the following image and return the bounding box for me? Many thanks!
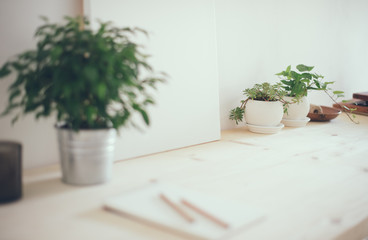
[0,0,82,169]
[216,0,368,129]
[87,0,221,161]
[1,0,367,168]
[0,0,221,169]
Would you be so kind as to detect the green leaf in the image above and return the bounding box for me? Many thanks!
[281,80,292,86]
[333,91,344,95]
[51,46,63,60]
[286,65,291,73]
[9,89,21,102]
[1,103,18,116]
[11,62,27,71]
[39,16,49,22]
[97,83,107,100]
[36,111,45,119]
[290,71,301,80]
[140,109,149,125]
[300,73,312,80]
[143,98,154,105]
[132,103,150,125]
[11,114,20,125]
[296,64,314,72]
[275,71,286,76]
[86,106,96,125]
[229,107,245,125]
[84,66,98,83]
[0,63,11,77]
[313,80,321,88]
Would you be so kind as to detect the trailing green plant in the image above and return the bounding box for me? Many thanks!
[276,64,333,100]
[0,16,166,131]
[229,82,287,124]
[276,64,358,123]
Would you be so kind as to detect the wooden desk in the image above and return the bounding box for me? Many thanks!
[1,114,368,240]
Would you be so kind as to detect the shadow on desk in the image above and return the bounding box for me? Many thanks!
[23,177,81,200]
[79,207,188,240]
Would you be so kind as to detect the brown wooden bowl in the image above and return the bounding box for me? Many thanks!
[307,106,341,121]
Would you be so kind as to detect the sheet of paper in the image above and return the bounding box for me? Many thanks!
[104,183,264,240]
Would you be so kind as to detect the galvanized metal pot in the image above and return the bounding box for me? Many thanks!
[56,125,117,185]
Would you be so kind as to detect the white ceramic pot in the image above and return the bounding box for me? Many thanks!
[283,96,310,120]
[245,100,284,126]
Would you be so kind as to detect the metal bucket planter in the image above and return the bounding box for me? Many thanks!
[56,125,117,185]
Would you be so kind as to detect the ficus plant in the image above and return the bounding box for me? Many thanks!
[229,82,288,124]
[0,16,166,131]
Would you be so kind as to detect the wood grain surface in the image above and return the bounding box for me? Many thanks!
[1,114,367,240]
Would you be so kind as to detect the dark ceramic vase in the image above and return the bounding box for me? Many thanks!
[0,141,22,203]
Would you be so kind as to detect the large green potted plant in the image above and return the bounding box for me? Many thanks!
[229,82,287,134]
[0,16,166,185]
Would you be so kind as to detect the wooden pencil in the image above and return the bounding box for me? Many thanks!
[159,193,195,223]
[181,199,229,229]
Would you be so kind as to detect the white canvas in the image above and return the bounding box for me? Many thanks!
[85,0,221,160]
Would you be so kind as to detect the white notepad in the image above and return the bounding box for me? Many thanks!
[104,183,264,240]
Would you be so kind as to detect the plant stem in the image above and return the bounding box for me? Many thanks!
[323,90,359,124]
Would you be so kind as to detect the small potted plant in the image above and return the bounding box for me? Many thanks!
[0,16,166,185]
[229,82,287,134]
[276,64,358,125]
[276,64,335,126]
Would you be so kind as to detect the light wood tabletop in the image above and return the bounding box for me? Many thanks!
[1,114,367,240]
